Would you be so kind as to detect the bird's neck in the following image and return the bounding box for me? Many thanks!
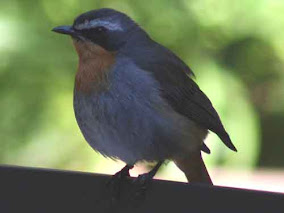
[73,41,116,93]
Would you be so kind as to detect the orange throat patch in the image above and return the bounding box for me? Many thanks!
[73,40,116,93]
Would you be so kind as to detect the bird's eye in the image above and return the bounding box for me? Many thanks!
[94,26,107,33]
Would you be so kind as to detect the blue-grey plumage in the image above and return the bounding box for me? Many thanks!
[74,56,207,164]
[52,8,237,185]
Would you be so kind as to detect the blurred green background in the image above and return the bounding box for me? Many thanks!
[1,0,284,180]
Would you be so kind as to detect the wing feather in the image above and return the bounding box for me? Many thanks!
[126,40,237,151]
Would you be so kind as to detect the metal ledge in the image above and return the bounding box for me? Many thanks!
[1,165,283,212]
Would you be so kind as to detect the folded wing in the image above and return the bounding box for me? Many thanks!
[128,40,237,152]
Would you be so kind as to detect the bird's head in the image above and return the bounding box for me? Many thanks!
[52,8,139,52]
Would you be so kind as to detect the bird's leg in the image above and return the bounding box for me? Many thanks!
[133,161,164,199]
[107,164,134,201]
[137,161,163,182]
[113,164,134,180]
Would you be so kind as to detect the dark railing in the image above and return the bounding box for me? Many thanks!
[1,165,283,212]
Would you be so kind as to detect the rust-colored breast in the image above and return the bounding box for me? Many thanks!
[73,40,116,93]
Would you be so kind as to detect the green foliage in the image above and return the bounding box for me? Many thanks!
[1,0,284,172]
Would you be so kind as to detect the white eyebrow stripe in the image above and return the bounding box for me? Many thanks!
[75,19,123,31]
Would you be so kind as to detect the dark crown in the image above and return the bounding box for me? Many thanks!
[73,8,136,32]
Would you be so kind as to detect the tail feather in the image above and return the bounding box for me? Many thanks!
[174,151,213,185]
[201,143,211,154]
[219,131,237,152]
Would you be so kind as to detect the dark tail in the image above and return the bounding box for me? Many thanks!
[219,131,237,152]
[174,151,213,185]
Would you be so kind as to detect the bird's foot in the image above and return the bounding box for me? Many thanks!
[107,164,133,202]
[132,172,154,201]
[132,161,163,201]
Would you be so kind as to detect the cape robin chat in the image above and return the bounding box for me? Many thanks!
[52,8,237,186]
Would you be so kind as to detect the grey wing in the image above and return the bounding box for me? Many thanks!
[164,77,237,152]
[129,41,237,152]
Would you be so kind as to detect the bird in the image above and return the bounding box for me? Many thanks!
[52,8,237,186]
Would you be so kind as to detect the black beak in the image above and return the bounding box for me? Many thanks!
[52,25,75,35]
[52,25,84,40]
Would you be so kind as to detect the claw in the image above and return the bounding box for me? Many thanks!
[106,164,133,201]
[132,173,152,200]
[132,161,163,201]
